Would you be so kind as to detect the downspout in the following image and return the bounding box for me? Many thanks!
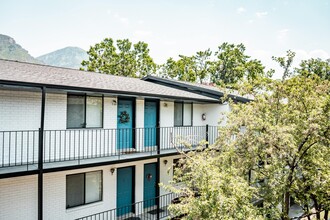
[38,87,46,220]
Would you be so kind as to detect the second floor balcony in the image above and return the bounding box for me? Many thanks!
[0,125,219,175]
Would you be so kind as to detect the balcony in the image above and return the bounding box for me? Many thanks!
[75,193,178,220]
[0,125,219,175]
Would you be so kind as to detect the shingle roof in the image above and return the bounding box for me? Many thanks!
[0,59,219,102]
[142,75,252,103]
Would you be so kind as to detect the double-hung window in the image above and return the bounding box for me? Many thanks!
[66,171,102,208]
[174,102,192,126]
[67,94,103,128]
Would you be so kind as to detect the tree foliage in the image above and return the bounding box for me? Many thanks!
[296,58,330,80]
[81,38,156,77]
[163,53,330,220]
[163,149,264,220]
[210,43,265,85]
[160,43,267,85]
[160,49,213,83]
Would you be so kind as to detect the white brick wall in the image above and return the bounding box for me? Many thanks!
[0,89,41,131]
[0,175,38,220]
[44,93,67,130]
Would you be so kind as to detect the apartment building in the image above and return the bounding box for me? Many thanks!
[0,59,249,220]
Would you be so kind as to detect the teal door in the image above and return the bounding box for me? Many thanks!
[144,163,157,208]
[117,167,134,216]
[117,99,133,149]
[144,101,157,147]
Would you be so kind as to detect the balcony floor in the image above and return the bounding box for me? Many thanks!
[0,146,199,176]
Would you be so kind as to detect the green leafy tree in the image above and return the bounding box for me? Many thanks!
[160,49,212,83]
[272,50,296,81]
[296,58,330,80]
[210,43,266,86]
[163,54,330,219]
[162,149,264,220]
[81,38,156,77]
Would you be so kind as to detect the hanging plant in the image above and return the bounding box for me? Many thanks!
[119,111,130,123]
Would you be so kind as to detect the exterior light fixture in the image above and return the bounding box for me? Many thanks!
[163,160,168,165]
[112,100,117,105]
[163,102,168,107]
[202,113,206,121]
[110,168,116,175]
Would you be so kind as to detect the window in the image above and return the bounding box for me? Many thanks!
[174,102,192,126]
[66,171,102,208]
[67,95,103,128]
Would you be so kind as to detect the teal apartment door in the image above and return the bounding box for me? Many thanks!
[117,99,133,149]
[117,166,134,216]
[144,101,157,147]
[144,163,157,208]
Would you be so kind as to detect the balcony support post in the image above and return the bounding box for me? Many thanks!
[38,87,46,220]
[156,125,160,219]
[206,124,209,148]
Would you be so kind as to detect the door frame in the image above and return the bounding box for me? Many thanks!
[117,97,136,149]
[143,162,158,208]
[144,99,160,127]
[116,165,136,213]
[144,99,160,147]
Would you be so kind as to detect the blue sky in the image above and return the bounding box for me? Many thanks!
[1,0,329,77]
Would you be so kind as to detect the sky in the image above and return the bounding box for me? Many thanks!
[1,0,329,78]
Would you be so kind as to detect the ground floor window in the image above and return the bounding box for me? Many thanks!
[66,170,102,208]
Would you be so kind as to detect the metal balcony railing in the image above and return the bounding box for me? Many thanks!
[0,125,219,172]
[76,193,179,220]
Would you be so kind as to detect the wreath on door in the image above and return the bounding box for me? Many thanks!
[119,111,130,123]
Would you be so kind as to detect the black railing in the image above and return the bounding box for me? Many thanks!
[0,126,219,170]
[76,193,178,220]
[0,130,39,167]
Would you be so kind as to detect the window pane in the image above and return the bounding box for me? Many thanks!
[66,174,84,208]
[86,96,103,128]
[174,103,183,126]
[183,103,192,126]
[85,171,102,203]
[67,95,85,128]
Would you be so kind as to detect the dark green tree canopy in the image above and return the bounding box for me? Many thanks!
[81,38,156,77]
[160,49,213,83]
[296,58,330,80]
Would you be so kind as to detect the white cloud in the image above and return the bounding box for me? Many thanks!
[236,7,246,14]
[256,11,268,18]
[277,29,290,41]
[294,49,330,63]
[134,30,152,38]
[162,40,177,46]
[113,13,129,25]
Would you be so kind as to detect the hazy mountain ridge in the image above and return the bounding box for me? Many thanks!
[37,47,88,69]
[0,34,42,64]
[0,34,88,69]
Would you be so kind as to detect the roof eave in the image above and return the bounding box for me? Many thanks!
[142,75,252,103]
[0,79,220,103]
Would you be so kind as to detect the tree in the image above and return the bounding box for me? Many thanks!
[160,49,212,83]
[296,58,330,81]
[210,43,266,86]
[163,55,330,219]
[81,38,156,77]
[162,149,264,220]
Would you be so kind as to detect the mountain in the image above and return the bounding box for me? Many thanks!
[0,34,41,63]
[37,47,88,69]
